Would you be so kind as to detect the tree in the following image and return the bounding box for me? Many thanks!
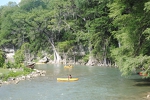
[109,0,150,77]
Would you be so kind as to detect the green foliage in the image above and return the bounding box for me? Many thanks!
[23,66,33,75]
[116,55,150,77]
[0,50,5,68]
[144,1,150,12]
[2,71,22,81]
[0,68,10,74]
[3,61,15,69]
[14,43,32,64]
[109,0,150,77]
[19,0,46,11]
[37,51,43,58]
[4,61,25,69]
[0,0,150,78]
[1,66,33,81]
[14,49,25,64]
[57,40,75,52]
[82,54,89,63]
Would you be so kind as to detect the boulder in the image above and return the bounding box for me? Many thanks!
[38,56,49,63]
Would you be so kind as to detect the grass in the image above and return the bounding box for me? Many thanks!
[0,68,11,81]
[0,67,33,81]
[0,68,10,74]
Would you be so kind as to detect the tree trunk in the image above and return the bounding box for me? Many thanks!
[43,31,62,63]
[50,40,61,63]
[63,52,67,65]
[86,41,95,66]
[103,42,107,66]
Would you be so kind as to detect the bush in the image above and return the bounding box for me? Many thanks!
[0,66,33,81]
[1,71,23,81]
[0,50,5,68]
[14,50,25,65]
[23,66,33,75]
[3,62,24,69]
[3,61,15,69]
[82,54,89,63]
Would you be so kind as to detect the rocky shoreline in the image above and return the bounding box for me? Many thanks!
[0,69,46,86]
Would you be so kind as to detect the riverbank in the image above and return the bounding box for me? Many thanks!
[0,69,46,87]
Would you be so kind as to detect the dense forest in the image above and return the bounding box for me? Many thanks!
[0,0,150,78]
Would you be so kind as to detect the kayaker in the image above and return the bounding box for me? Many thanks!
[68,74,72,79]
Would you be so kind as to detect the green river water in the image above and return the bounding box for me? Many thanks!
[0,64,150,100]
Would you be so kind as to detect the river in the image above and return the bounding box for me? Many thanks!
[0,64,149,100]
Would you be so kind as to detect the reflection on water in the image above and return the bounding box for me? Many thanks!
[0,64,149,100]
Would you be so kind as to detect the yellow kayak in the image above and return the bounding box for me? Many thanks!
[64,65,73,68]
[57,78,79,82]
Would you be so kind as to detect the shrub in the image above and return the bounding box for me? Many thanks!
[23,66,33,75]
[0,50,5,68]
[14,50,24,65]
[3,61,15,69]
[82,54,89,63]
[0,66,33,81]
[1,71,23,81]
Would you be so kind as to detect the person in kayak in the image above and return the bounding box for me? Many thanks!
[68,74,72,79]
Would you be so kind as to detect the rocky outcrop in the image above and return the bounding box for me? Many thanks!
[3,47,15,62]
[26,62,35,69]
[38,56,49,63]
[86,56,98,66]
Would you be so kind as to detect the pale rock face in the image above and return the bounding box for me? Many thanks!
[147,94,150,98]
[38,56,49,63]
